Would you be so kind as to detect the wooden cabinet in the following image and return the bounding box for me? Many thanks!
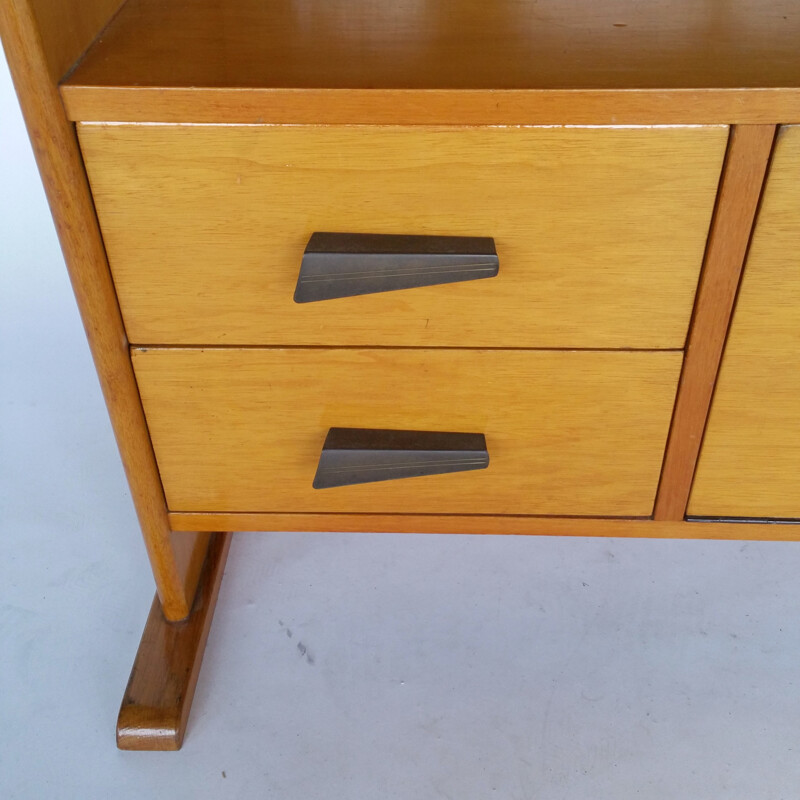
[3,0,799,751]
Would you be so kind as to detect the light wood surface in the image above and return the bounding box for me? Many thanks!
[117,531,232,751]
[61,0,800,124]
[172,531,212,613]
[0,0,201,621]
[28,0,123,82]
[79,124,726,349]
[170,514,800,542]
[11,0,798,757]
[61,87,800,127]
[132,348,682,517]
[654,125,777,520]
[689,126,800,519]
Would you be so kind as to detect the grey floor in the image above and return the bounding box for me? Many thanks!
[2,54,800,799]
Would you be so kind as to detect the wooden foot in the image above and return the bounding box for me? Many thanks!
[117,531,232,750]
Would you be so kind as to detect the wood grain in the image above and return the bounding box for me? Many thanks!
[61,0,800,124]
[61,87,800,127]
[170,513,800,542]
[654,125,777,520]
[132,348,682,517]
[79,124,726,349]
[689,126,800,518]
[27,0,123,82]
[117,531,232,751]
[0,0,201,621]
[172,531,212,613]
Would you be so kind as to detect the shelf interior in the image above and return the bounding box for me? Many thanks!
[65,0,800,92]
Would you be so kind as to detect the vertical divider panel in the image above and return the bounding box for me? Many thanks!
[654,124,776,521]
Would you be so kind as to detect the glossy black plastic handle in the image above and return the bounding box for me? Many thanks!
[294,232,499,303]
[313,428,490,489]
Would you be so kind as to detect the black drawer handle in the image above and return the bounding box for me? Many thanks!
[294,232,499,303]
[313,428,489,489]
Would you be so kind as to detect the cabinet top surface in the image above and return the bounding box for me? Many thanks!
[61,0,800,123]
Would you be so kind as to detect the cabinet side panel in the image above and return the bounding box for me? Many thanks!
[0,0,202,620]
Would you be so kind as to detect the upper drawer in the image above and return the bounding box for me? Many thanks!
[79,124,727,348]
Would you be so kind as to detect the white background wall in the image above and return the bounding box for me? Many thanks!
[2,50,800,799]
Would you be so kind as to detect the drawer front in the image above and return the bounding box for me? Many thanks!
[689,126,800,519]
[132,348,682,516]
[81,124,727,348]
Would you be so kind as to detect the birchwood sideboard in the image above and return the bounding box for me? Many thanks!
[2,0,799,750]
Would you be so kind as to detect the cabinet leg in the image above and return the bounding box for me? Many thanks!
[117,531,232,750]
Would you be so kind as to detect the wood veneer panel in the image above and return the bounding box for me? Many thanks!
[79,124,726,349]
[61,0,800,124]
[61,87,800,127]
[28,0,124,82]
[169,514,800,543]
[117,531,232,751]
[132,348,682,518]
[689,126,800,518]
[654,125,776,520]
[0,0,203,620]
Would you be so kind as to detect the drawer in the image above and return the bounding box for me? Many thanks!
[80,124,728,348]
[689,126,800,519]
[131,348,682,516]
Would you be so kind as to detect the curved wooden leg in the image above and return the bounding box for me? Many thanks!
[117,531,232,750]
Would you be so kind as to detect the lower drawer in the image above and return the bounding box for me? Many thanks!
[132,348,682,517]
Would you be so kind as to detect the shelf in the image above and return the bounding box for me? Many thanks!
[62,0,800,123]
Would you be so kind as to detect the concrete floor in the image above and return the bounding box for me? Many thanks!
[2,54,800,799]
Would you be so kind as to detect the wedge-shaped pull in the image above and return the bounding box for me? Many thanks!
[294,232,499,303]
[313,428,489,489]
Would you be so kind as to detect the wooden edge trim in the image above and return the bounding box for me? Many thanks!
[59,85,800,126]
[169,513,800,542]
[0,0,199,620]
[653,124,777,521]
[117,531,232,751]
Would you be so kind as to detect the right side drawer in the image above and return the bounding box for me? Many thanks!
[690,126,800,519]
[77,123,727,348]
